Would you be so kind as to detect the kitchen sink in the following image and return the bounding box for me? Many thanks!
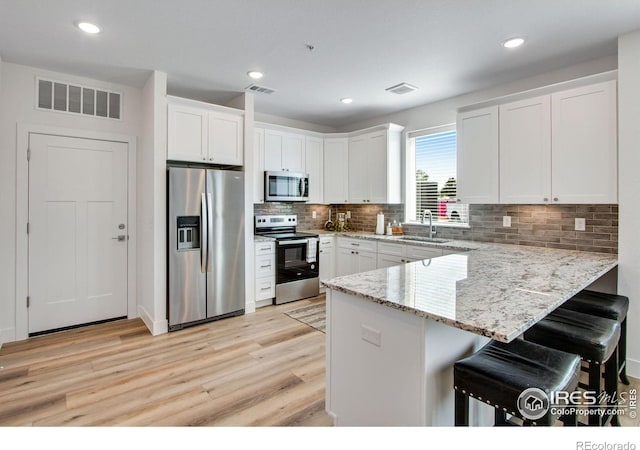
[398,236,451,244]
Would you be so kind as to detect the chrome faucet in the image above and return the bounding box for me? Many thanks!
[421,209,435,239]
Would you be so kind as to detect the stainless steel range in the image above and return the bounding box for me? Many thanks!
[255,215,319,304]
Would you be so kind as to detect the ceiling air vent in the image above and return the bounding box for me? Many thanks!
[245,84,275,95]
[385,82,418,95]
[36,77,122,119]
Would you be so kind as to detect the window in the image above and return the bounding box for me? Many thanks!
[406,125,469,225]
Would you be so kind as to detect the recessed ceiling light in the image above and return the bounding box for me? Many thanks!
[247,71,264,80]
[340,98,353,104]
[77,22,101,34]
[503,37,525,49]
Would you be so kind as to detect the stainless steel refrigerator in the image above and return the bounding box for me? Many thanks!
[168,167,245,331]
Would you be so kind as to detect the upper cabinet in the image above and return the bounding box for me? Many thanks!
[457,78,617,205]
[348,127,402,204]
[456,106,499,204]
[550,81,617,204]
[305,136,324,204]
[324,137,349,204]
[167,97,244,166]
[499,95,551,204]
[264,129,306,172]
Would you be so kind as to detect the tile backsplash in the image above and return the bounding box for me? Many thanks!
[253,203,618,254]
[404,204,618,254]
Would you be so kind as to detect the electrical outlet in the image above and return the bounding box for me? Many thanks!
[312,211,316,219]
[503,216,511,227]
[346,211,351,219]
[575,218,586,231]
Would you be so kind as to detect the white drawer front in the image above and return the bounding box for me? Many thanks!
[377,242,405,257]
[337,237,377,252]
[320,236,334,248]
[255,241,275,256]
[405,246,442,260]
[255,254,275,277]
[255,277,275,300]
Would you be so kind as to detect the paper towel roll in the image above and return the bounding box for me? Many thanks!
[376,212,385,235]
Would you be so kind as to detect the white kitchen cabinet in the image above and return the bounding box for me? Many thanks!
[264,129,306,172]
[167,97,244,165]
[456,106,499,204]
[499,95,551,204]
[377,242,444,268]
[167,103,208,162]
[319,236,335,292]
[255,240,276,307]
[348,127,402,204]
[336,238,377,276]
[551,80,617,204]
[253,127,265,203]
[324,137,349,204]
[305,136,324,204]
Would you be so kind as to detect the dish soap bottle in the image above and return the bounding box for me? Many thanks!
[386,222,392,236]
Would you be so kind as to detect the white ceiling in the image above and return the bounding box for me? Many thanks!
[1,0,639,128]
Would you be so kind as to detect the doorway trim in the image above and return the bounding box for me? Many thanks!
[15,123,137,341]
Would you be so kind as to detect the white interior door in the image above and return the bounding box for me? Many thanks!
[28,133,128,334]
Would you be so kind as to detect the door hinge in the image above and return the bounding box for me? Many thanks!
[26,222,30,234]
[26,296,30,308]
[27,148,31,161]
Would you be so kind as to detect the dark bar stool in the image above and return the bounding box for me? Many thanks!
[524,308,621,426]
[454,339,581,426]
[559,290,629,385]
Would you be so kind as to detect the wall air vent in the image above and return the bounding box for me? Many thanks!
[245,84,276,95]
[36,77,122,120]
[385,82,419,95]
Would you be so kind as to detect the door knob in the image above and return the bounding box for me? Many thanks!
[112,235,127,241]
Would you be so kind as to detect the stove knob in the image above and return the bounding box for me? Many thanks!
[310,264,315,270]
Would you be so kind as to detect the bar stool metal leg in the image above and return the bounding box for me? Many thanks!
[455,390,469,426]
[619,317,630,385]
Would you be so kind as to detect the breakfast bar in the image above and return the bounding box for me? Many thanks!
[322,243,618,426]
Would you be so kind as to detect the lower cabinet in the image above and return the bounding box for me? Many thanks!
[255,240,275,308]
[336,237,378,277]
[319,236,336,292]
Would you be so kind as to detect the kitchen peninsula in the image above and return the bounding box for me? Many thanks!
[322,243,618,426]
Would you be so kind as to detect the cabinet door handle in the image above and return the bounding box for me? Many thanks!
[260,287,271,291]
[259,246,271,251]
[260,264,271,269]
[351,243,360,246]
[553,197,559,202]
[543,197,549,202]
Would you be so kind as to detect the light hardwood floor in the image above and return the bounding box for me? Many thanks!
[0,295,333,426]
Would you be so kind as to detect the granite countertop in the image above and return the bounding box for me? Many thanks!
[322,243,618,343]
[312,230,480,252]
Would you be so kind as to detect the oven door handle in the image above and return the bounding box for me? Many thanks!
[277,239,309,246]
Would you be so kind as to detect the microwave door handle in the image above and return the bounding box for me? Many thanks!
[200,193,207,273]
[207,193,214,272]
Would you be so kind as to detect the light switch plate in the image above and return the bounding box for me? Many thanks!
[346,211,351,219]
[312,211,316,219]
[575,218,586,231]
[503,216,511,227]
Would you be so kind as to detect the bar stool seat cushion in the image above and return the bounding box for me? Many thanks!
[560,290,628,322]
[523,308,620,364]
[455,339,580,419]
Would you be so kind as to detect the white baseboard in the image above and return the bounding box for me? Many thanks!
[245,301,257,313]
[626,357,640,379]
[0,327,16,347]
[254,299,272,309]
[137,305,168,336]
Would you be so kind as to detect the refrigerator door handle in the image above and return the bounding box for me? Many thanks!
[206,192,214,273]
[201,193,208,273]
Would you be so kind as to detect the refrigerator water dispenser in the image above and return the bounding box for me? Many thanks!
[177,216,200,250]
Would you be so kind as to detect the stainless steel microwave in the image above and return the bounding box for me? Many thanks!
[265,171,309,202]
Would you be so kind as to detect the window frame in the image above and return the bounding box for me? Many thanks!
[405,124,469,228]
